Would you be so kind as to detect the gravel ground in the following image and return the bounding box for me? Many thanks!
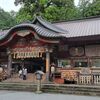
[0,90,100,100]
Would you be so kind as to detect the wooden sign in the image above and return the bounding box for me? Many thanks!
[85,45,100,56]
[69,47,84,56]
[12,47,45,59]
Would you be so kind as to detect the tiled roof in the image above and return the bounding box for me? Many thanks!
[0,16,67,41]
[1,16,100,41]
[9,23,62,37]
[32,16,67,34]
[54,17,100,38]
[0,30,9,40]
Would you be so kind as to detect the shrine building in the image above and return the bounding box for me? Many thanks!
[0,16,100,84]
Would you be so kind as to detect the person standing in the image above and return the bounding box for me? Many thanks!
[18,69,22,78]
[23,68,27,80]
[50,63,56,81]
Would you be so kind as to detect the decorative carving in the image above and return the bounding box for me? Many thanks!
[69,47,84,56]
[59,45,68,51]
[16,30,30,37]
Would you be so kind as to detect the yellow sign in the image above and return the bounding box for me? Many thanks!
[12,47,45,59]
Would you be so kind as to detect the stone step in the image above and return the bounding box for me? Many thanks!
[42,89,100,96]
[0,83,100,96]
[43,85,100,90]
[41,84,100,96]
[0,83,37,92]
[42,87,100,92]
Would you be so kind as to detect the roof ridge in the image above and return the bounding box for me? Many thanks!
[32,16,68,34]
[53,15,100,23]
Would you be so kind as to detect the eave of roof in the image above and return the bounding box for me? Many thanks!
[1,16,100,42]
[32,16,68,34]
[0,16,68,41]
[54,17,100,38]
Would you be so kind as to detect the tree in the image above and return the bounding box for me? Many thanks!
[43,6,78,22]
[15,0,78,23]
[84,0,100,17]
[78,0,100,18]
[16,7,32,23]
[78,0,91,18]
[0,8,16,29]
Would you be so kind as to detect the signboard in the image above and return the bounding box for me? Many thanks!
[85,45,100,56]
[80,68,91,74]
[11,37,49,59]
[69,47,84,56]
[12,47,46,59]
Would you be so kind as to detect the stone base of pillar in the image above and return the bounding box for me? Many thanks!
[45,72,50,82]
[36,90,42,94]
[7,69,12,78]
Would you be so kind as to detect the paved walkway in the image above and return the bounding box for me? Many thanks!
[0,90,100,100]
[3,73,46,83]
[3,74,35,83]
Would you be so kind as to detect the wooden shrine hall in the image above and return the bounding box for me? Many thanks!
[0,16,67,81]
[0,16,100,84]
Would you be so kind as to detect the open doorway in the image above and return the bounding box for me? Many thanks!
[12,58,46,73]
[24,58,46,73]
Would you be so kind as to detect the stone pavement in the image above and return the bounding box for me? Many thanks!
[3,73,47,83]
[0,90,100,100]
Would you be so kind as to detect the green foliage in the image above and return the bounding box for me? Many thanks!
[43,6,78,22]
[0,0,100,30]
[0,8,16,29]
[51,0,74,7]
[16,7,32,23]
[79,0,100,18]
[1,0,100,29]
[15,0,77,23]
[84,0,100,17]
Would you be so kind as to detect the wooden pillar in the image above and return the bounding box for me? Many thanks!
[46,49,50,81]
[87,57,90,67]
[7,48,12,77]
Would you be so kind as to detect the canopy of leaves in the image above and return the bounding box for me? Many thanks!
[15,0,78,23]
[43,6,78,22]
[0,8,16,29]
[78,0,100,18]
[84,0,100,17]
[16,7,32,23]
[0,0,100,30]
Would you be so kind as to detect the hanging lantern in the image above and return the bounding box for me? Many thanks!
[40,52,43,57]
[16,52,19,59]
[21,52,24,59]
[13,52,16,58]
[28,52,31,58]
[30,52,33,58]
[37,52,39,57]
[24,52,27,58]
[34,51,37,58]
[27,52,29,58]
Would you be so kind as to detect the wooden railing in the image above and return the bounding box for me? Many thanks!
[56,68,100,85]
[78,74,92,84]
